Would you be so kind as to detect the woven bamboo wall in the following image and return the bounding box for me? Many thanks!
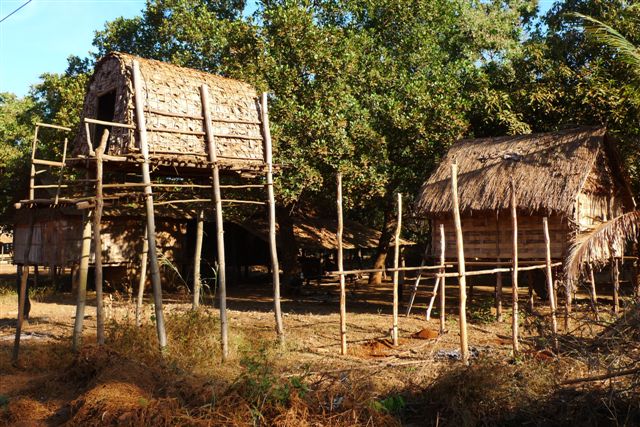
[13,211,185,266]
[75,52,264,162]
[432,213,570,260]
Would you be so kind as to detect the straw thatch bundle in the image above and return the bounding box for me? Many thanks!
[415,127,632,216]
[74,52,264,162]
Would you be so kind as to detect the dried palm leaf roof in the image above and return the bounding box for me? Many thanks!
[415,127,632,216]
[75,52,264,163]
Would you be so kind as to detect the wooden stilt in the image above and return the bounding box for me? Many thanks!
[587,263,599,320]
[392,193,402,347]
[72,214,92,351]
[136,228,148,327]
[93,129,108,345]
[510,180,519,357]
[260,93,284,344]
[132,60,167,349]
[450,163,469,364]
[337,173,347,355]
[542,217,558,351]
[192,210,204,310]
[496,211,503,322]
[612,257,620,314]
[201,84,228,359]
[564,279,572,331]
[438,224,446,335]
[12,264,29,364]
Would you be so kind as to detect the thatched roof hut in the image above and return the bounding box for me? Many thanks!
[415,127,635,260]
[74,52,264,167]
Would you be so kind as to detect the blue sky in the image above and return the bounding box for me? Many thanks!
[1,0,556,98]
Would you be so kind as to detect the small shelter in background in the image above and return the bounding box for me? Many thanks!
[415,127,636,262]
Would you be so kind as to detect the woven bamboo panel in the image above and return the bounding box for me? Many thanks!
[431,214,570,260]
[75,52,264,164]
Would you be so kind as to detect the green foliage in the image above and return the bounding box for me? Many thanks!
[371,394,406,415]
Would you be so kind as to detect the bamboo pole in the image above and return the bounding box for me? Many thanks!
[542,217,558,351]
[510,180,519,357]
[54,137,68,204]
[337,173,347,355]
[450,163,469,364]
[438,224,446,334]
[495,211,503,322]
[93,130,108,345]
[425,276,441,321]
[72,214,92,351]
[136,228,148,327]
[132,60,167,349]
[611,257,620,314]
[392,193,402,346]
[201,84,228,359]
[261,93,284,345]
[192,210,204,310]
[587,263,599,320]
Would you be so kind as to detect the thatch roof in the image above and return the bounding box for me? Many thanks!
[74,52,264,162]
[415,127,633,216]
[236,215,414,251]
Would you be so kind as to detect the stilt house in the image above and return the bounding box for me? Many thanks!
[415,127,636,261]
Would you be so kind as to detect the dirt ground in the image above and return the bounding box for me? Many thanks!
[0,268,636,426]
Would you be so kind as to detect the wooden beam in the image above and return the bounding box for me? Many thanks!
[510,180,519,357]
[132,60,167,349]
[337,173,347,355]
[35,122,72,131]
[451,162,469,364]
[392,193,402,346]
[201,84,228,360]
[261,93,284,346]
[543,217,559,351]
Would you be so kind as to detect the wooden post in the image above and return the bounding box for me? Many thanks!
[72,214,92,351]
[450,163,469,364]
[201,84,228,359]
[542,217,558,351]
[510,180,519,357]
[337,173,347,355]
[392,193,402,346]
[132,60,167,349]
[587,263,599,320]
[54,137,68,204]
[260,93,284,344]
[612,257,620,314]
[12,265,29,363]
[93,129,108,345]
[425,276,441,321]
[438,224,446,335]
[192,210,204,310]
[495,211,503,322]
[564,279,572,331]
[527,271,534,312]
[136,228,148,327]
[28,126,39,200]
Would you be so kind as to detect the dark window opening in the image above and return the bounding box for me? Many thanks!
[95,90,116,152]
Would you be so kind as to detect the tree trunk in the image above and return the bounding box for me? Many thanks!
[369,204,395,285]
[276,205,301,289]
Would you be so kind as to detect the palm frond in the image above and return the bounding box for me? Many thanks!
[572,12,640,72]
[566,211,640,279]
